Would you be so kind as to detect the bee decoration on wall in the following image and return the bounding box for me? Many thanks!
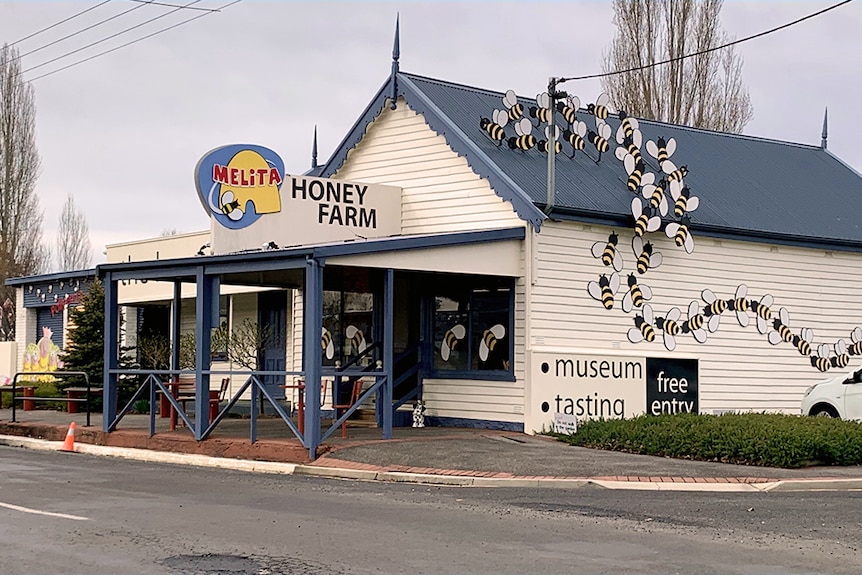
[587,121,612,160]
[655,307,683,352]
[615,134,644,166]
[663,159,689,184]
[440,324,466,362]
[624,155,654,193]
[556,95,580,125]
[646,136,676,166]
[628,303,656,344]
[811,343,832,372]
[345,325,367,356]
[219,190,243,221]
[632,236,662,274]
[587,93,611,122]
[622,273,652,313]
[588,272,620,310]
[848,327,862,356]
[321,327,335,360]
[669,181,700,218]
[507,118,536,151]
[681,301,708,343]
[631,197,661,237]
[701,289,728,333]
[537,125,562,155]
[665,216,695,254]
[795,328,815,357]
[641,180,669,216]
[751,293,774,335]
[479,324,507,362]
[479,109,508,146]
[530,92,553,126]
[502,89,524,122]
[563,121,588,157]
[728,284,751,328]
[591,231,624,272]
[831,339,851,369]
[768,307,794,346]
[616,111,639,145]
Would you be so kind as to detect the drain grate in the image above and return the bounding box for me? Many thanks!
[159,553,341,575]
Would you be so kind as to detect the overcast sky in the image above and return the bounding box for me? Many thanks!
[1,1,860,268]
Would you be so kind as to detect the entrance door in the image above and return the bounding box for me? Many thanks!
[257,291,287,400]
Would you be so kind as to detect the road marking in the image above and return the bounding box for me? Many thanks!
[0,501,89,521]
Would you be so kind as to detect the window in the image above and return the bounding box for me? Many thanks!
[431,277,513,378]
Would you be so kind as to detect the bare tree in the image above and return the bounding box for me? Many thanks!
[0,43,48,340]
[601,0,753,133]
[56,193,92,271]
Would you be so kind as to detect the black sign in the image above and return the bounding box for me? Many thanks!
[645,357,698,415]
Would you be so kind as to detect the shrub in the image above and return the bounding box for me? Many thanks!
[551,413,862,468]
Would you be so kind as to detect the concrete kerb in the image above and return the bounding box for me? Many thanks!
[3,434,862,491]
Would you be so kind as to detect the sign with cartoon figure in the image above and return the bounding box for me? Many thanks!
[527,349,698,433]
[195,144,402,254]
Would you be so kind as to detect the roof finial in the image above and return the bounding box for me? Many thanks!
[390,13,400,110]
[311,125,318,169]
[821,107,828,149]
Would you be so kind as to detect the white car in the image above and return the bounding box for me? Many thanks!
[801,367,862,420]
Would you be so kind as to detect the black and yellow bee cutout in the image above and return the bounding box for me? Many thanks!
[440,324,466,362]
[538,125,562,155]
[750,293,774,335]
[669,181,700,218]
[632,236,662,275]
[624,155,654,193]
[563,121,588,157]
[588,272,620,310]
[812,343,832,372]
[502,89,524,122]
[616,111,639,145]
[479,109,508,146]
[590,231,623,272]
[831,339,851,369]
[641,180,669,216]
[665,216,694,253]
[345,325,367,356]
[631,197,661,237]
[646,136,676,167]
[681,301,708,343]
[622,273,652,313]
[556,95,580,125]
[479,324,506,362]
[627,304,656,344]
[587,121,612,161]
[508,118,536,152]
[321,327,335,360]
[219,190,243,221]
[701,289,728,333]
[530,92,553,126]
[849,327,862,356]
[587,93,611,122]
[655,307,683,352]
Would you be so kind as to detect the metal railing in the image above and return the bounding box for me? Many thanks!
[10,371,96,427]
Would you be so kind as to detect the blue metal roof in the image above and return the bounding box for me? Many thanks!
[322,71,862,248]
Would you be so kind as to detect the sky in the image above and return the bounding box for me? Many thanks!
[1,1,860,268]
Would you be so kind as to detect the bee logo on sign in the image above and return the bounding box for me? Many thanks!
[195,144,286,230]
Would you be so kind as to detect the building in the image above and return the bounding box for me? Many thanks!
[7,28,862,458]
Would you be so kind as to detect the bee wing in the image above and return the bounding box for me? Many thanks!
[665,137,676,157]
[663,332,677,352]
[452,324,466,339]
[615,146,629,161]
[658,194,668,217]
[641,172,655,187]
[687,301,699,318]
[632,131,642,149]
[515,120,525,136]
[503,89,517,108]
[767,331,783,346]
[536,92,550,109]
[684,232,695,254]
[686,196,699,212]
[779,307,790,325]
[599,123,611,139]
[708,314,721,333]
[692,328,708,344]
[645,140,659,160]
[665,222,680,239]
[440,340,451,361]
[517,118,532,135]
[801,328,814,343]
[612,250,623,272]
[587,281,603,302]
[568,95,580,110]
[760,294,774,308]
[590,241,605,259]
[641,183,655,200]
[627,327,645,344]
[756,316,768,335]
[609,272,620,293]
[736,309,750,328]
[702,289,717,304]
[622,290,633,313]
[818,343,831,358]
[576,121,587,137]
[666,307,681,322]
[650,251,662,269]
[492,109,508,128]
[616,125,627,145]
[624,153,636,175]
[640,283,653,300]
[646,215,661,233]
[853,327,862,342]
[836,339,848,355]
[596,93,610,107]
[662,160,678,175]
[735,284,748,299]
[631,196,643,218]
[669,179,682,201]
[631,236,643,256]
[642,303,654,324]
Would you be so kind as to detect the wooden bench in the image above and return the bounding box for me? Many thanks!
[64,387,103,413]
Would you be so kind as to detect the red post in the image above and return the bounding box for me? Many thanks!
[67,390,80,413]
[22,387,35,411]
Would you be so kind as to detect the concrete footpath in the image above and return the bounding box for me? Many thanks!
[2,409,862,492]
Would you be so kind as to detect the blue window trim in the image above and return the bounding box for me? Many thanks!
[425,276,516,382]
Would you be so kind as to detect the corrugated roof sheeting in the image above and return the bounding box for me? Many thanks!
[403,73,862,244]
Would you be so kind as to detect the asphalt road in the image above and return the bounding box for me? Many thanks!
[0,446,860,575]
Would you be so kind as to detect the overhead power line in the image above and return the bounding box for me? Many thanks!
[128,0,221,11]
[10,0,114,46]
[26,0,243,82]
[557,0,854,84]
[22,0,205,75]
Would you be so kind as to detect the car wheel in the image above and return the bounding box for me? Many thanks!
[811,405,838,418]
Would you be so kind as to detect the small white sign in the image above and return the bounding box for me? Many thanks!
[553,412,578,435]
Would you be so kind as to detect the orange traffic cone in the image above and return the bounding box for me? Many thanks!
[61,422,76,452]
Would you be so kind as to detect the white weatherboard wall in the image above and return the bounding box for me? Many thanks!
[333,98,527,426]
[530,219,862,419]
